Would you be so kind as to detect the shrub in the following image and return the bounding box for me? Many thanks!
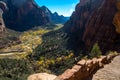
[0,58,33,80]
[90,43,102,58]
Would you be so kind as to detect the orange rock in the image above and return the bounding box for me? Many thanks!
[27,73,57,80]
[72,65,82,72]
[57,69,75,80]
[113,11,120,34]
[77,59,86,66]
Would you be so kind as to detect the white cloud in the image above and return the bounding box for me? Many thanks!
[70,8,74,13]
[69,3,76,14]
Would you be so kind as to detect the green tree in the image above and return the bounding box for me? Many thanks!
[90,43,102,58]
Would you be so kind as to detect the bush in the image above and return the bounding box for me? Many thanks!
[0,58,33,80]
[90,43,102,58]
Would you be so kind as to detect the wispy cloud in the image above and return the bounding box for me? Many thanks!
[70,8,74,13]
[68,3,76,16]
[72,3,76,7]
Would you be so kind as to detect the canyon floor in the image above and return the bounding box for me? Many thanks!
[92,55,120,80]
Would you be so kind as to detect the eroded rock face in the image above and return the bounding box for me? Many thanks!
[55,54,118,80]
[113,0,120,34]
[27,73,57,80]
[1,0,49,31]
[0,1,7,33]
[64,0,120,54]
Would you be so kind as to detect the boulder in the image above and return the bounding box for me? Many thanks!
[28,73,57,80]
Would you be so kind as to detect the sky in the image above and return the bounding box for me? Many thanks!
[34,0,79,17]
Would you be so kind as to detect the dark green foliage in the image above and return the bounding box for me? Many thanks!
[29,28,77,75]
[90,43,102,58]
[31,28,69,60]
[0,58,33,80]
[48,57,75,75]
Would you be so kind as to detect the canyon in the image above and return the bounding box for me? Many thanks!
[0,0,68,31]
[64,0,120,54]
[0,0,120,80]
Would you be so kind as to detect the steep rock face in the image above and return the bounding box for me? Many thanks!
[1,0,49,31]
[64,0,120,54]
[0,1,20,49]
[0,1,7,33]
[113,0,120,33]
[55,54,118,80]
[41,6,69,24]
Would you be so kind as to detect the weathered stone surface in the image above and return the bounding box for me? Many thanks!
[77,59,86,66]
[92,55,120,80]
[113,1,120,34]
[55,54,118,80]
[64,0,120,54]
[56,69,75,80]
[28,73,57,80]
[0,1,7,33]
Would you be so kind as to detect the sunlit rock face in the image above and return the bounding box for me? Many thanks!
[0,1,7,33]
[113,1,120,34]
[64,0,120,54]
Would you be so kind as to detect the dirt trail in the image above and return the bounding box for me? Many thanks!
[92,55,120,80]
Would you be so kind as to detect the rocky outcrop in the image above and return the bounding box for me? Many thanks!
[41,6,69,24]
[92,55,120,80]
[113,0,120,34]
[64,0,120,54]
[27,54,118,80]
[0,1,7,33]
[27,73,57,80]
[1,0,50,31]
[54,54,118,80]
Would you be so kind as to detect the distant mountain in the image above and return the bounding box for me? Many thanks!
[41,6,69,24]
[0,0,50,31]
[0,0,69,31]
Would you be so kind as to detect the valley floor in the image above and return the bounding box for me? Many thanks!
[92,55,120,80]
[0,24,63,59]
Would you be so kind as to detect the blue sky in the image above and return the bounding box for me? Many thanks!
[34,0,79,17]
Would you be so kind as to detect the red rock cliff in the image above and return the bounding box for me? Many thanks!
[0,1,7,33]
[64,0,120,54]
[2,0,50,31]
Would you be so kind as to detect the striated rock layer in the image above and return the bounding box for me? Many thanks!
[0,1,7,33]
[64,0,120,54]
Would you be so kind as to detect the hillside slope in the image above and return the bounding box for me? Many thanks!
[0,1,20,49]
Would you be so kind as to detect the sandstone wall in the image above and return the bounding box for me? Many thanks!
[64,0,120,54]
[0,1,7,33]
[54,54,118,80]
[1,0,50,31]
